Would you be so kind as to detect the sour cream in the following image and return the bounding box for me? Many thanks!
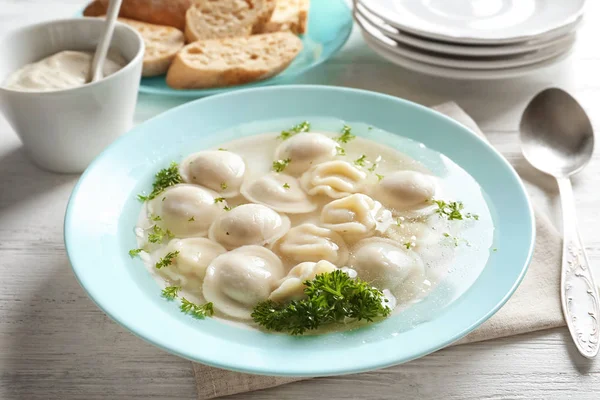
[3,50,126,92]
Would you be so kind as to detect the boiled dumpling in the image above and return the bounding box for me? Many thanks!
[203,246,284,319]
[148,184,226,237]
[349,237,425,296]
[300,160,367,199]
[208,204,291,250]
[179,150,246,198]
[269,260,337,303]
[274,132,337,176]
[372,170,435,211]
[240,173,317,214]
[157,238,226,291]
[273,223,349,266]
[320,194,382,242]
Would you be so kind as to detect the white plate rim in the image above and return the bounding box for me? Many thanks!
[362,32,573,80]
[356,13,576,70]
[355,2,579,56]
[357,0,585,44]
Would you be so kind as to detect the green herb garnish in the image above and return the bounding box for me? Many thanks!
[223,205,232,211]
[180,298,214,318]
[162,286,181,300]
[188,216,195,222]
[368,163,377,172]
[128,248,143,257]
[404,242,412,249]
[138,162,182,201]
[155,251,179,269]
[354,155,367,167]
[376,173,384,182]
[277,121,311,140]
[147,225,172,244]
[336,125,356,144]
[433,200,478,221]
[251,270,391,335]
[150,214,162,222]
[218,148,227,151]
[272,158,291,173]
[283,183,291,189]
[214,197,225,203]
[220,182,228,190]
[336,146,346,156]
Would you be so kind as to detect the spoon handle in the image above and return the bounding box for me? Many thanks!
[89,0,123,83]
[557,177,600,358]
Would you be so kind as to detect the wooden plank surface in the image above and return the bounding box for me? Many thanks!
[1,1,599,399]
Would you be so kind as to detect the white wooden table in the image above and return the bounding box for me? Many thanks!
[1,1,600,399]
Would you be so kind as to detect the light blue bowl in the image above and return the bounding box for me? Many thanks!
[64,85,535,376]
[77,0,353,97]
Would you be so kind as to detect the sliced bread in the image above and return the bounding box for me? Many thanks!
[166,32,303,89]
[89,0,192,30]
[184,0,276,42]
[261,0,309,35]
[116,18,185,77]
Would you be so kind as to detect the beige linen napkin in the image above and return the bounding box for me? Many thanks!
[192,102,565,399]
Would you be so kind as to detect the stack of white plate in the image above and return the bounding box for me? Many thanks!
[355,0,585,79]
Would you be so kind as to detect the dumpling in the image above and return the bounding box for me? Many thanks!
[148,184,226,237]
[273,223,349,266]
[179,150,246,198]
[320,194,383,242]
[372,170,435,211]
[240,173,317,214]
[203,246,284,319]
[208,204,291,250]
[300,160,367,199]
[274,132,337,176]
[157,238,226,291]
[349,237,425,296]
[269,260,337,303]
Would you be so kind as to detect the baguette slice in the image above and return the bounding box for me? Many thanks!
[117,18,185,77]
[262,0,309,34]
[184,0,276,42]
[85,0,192,30]
[166,32,303,89]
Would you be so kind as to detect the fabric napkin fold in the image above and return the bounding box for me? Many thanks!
[192,102,565,399]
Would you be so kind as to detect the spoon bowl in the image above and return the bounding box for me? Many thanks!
[520,87,594,178]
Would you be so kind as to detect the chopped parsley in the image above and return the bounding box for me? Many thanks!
[376,173,385,182]
[128,248,143,257]
[404,242,412,249]
[354,154,367,167]
[150,214,162,222]
[283,183,291,189]
[433,200,479,221]
[180,298,214,319]
[336,146,346,156]
[147,225,173,244]
[220,182,228,190]
[218,148,227,151]
[251,270,390,335]
[277,121,311,140]
[214,197,226,203]
[188,216,195,222]
[396,217,404,226]
[272,158,291,173]
[336,125,356,144]
[155,251,179,269]
[368,163,377,172]
[493,248,498,252]
[138,162,182,201]
[223,205,232,211]
[162,286,181,300]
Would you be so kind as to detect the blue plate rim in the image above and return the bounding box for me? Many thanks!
[64,84,535,376]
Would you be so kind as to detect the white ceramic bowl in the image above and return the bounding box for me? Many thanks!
[0,18,144,173]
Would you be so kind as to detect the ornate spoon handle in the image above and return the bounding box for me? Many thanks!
[557,177,600,358]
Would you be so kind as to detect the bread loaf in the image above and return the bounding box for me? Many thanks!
[166,32,303,89]
[84,0,192,30]
[261,0,309,34]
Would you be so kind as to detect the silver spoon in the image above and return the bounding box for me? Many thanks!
[88,0,123,83]
[520,87,600,359]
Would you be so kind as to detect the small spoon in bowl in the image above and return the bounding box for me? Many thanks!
[520,87,600,359]
[88,0,123,83]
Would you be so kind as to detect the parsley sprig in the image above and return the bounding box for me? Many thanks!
[162,286,181,300]
[336,125,356,144]
[433,200,479,221]
[128,248,143,257]
[277,121,311,140]
[155,251,179,269]
[354,154,367,167]
[148,225,173,244]
[138,162,182,201]
[180,298,214,318]
[251,270,391,335]
[272,158,291,173]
